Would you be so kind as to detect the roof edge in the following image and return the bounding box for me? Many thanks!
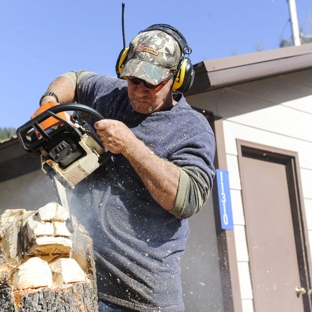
[202,43,312,72]
[186,44,312,96]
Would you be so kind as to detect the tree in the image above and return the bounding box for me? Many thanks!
[0,127,16,140]
[280,13,312,48]
[300,31,312,44]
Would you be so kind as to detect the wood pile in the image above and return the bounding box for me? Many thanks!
[0,203,98,311]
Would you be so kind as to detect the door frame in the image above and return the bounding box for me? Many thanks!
[237,139,312,311]
[213,119,243,312]
[191,110,243,312]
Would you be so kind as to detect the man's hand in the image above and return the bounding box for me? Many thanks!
[94,119,137,155]
[95,119,179,211]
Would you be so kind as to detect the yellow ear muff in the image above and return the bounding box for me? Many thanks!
[116,47,129,77]
[172,59,187,91]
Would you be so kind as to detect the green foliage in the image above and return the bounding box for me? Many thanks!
[301,34,312,44]
[0,127,16,140]
[280,36,312,47]
[280,27,312,47]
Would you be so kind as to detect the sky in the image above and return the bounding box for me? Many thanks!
[0,0,311,129]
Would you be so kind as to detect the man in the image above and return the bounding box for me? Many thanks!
[40,24,215,312]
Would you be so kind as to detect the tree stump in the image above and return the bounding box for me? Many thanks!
[0,203,98,311]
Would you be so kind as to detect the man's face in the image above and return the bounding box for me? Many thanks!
[127,76,174,114]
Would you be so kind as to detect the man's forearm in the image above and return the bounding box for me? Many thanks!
[40,76,76,106]
[94,118,180,211]
[122,139,180,211]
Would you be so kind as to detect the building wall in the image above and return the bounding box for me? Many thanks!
[0,170,58,213]
[222,96,312,311]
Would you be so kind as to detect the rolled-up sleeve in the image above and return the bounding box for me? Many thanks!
[169,166,212,219]
[60,70,96,89]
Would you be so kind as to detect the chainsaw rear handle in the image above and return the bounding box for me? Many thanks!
[16,103,104,155]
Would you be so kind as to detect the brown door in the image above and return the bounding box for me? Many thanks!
[237,141,311,312]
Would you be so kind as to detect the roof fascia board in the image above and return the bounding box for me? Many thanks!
[203,43,312,71]
[0,137,26,162]
[207,53,312,89]
[186,44,312,95]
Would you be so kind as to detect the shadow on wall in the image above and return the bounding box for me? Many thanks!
[0,169,58,213]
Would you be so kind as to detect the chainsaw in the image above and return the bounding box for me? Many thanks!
[16,102,107,190]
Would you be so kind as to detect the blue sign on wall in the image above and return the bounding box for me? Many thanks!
[216,169,234,230]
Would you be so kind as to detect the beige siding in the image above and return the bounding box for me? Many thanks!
[228,103,312,142]
[222,95,312,312]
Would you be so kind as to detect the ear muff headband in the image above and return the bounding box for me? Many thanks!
[142,24,192,55]
[115,24,194,93]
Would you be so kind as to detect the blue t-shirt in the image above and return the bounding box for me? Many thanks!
[70,74,215,311]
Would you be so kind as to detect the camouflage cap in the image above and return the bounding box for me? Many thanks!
[120,30,181,85]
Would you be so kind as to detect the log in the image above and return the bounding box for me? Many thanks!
[0,203,98,311]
